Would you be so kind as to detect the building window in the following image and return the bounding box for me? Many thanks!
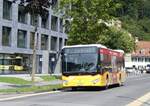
[147,58,150,62]
[59,38,62,50]
[3,0,12,20]
[51,16,58,31]
[30,32,39,49]
[131,57,137,62]
[138,57,144,62]
[51,36,57,51]
[30,32,35,49]
[59,18,63,33]
[30,14,39,26]
[17,30,27,48]
[145,57,148,62]
[18,5,27,24]
[41,15,49,29]
[41,34,48,50]
[2,26,11,46]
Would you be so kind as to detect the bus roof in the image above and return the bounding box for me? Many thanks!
[63,44,107,49]
[113,50,124,53]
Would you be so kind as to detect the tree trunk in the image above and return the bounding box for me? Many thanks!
[31,27,37,85]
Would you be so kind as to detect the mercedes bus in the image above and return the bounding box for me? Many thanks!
[61,44,126,89]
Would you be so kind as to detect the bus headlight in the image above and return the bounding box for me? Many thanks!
[92,79,100,84]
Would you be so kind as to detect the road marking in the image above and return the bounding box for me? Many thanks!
[127,76,150,81]
[126,92,150,106]
[0,91,61,102]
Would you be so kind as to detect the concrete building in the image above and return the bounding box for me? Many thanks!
[125,41,150,70]
[0,0,68,74]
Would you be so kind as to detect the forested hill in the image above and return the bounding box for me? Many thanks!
[115,0,150,41]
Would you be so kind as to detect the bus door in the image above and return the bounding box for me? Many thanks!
[111,56,118,84]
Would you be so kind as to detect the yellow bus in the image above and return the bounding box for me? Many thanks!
[0,56,24,71]
[61,44,126,90]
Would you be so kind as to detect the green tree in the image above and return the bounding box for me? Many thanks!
[13,0,52,83]
[59,0,120,45]
[115,0,150,41]
[103,27,135,53]
[59,0,135,52]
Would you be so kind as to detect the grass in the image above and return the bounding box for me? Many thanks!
[40,75,61,81]
[0,77,31,85]
[0,84,62,93]
[0,75,61,85]
[0,76,62,93]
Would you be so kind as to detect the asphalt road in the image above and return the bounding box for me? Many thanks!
[0,74,150,106]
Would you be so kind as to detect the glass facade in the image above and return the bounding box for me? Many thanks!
[41,15,49,29]
[51,36,57,51]
[0,54,42,74]
[17,30,27,48]
[30,14,39,26]
[18,5,27,24]
[3,0,12,20]
[2,26,11,46]
[59,38,62,50]
[41,34,48,50]
[51,16,58,31]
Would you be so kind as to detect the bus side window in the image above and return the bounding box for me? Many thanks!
[99,54,104,71]
[100,54,104,62]
[111,56,117,72]
[100,54,110,71]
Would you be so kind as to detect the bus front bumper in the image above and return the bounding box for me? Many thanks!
[62,75,105,87]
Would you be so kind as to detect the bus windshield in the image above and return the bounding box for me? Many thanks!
[62,47,98,73]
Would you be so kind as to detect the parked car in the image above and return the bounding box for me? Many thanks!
[146,67,150,73]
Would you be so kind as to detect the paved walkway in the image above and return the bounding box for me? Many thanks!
[0,82,15,89]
